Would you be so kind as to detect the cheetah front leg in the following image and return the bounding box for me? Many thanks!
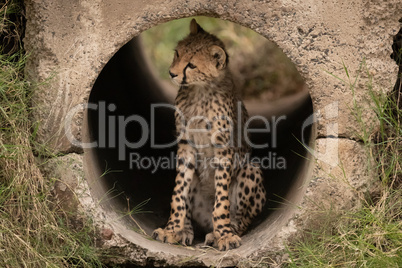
[205,148,241,251]
[152,143,196,246]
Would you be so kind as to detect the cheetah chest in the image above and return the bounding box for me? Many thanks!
[176,88,223,159]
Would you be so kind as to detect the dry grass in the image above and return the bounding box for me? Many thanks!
[0,1,102,267]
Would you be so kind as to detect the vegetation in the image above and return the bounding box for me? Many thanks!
[285,62,402,267]
[0,1,102,267]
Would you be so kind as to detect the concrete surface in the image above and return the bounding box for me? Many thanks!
[24,0,400,266]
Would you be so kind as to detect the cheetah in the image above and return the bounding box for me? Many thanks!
[152,19,266,251]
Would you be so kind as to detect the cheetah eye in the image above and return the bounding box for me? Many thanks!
[188,63,196,69]
[174,50,179,58]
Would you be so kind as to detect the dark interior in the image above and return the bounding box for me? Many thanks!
[87,36,313,237]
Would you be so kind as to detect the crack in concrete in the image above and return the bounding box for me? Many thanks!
[316,135,364,143]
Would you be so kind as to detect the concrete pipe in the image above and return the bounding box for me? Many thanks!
[24,0,400,266]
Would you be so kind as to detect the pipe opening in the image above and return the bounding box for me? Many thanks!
[85,18,314,248]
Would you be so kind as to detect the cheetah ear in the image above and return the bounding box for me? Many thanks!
[190,19,204,35]
[210,45,227,70]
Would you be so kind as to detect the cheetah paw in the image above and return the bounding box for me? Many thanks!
[204,232,241,251]
[218,232,241,251]
[204,232,217,247]
[152,228,194,246]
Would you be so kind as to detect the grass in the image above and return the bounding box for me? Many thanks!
[0,1,102,267]
[285,61,402,267]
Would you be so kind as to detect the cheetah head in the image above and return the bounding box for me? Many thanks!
[169,19,229,87]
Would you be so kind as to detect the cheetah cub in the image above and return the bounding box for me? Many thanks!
[152,19,266,251]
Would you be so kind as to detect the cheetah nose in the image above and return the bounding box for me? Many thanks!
[169,70,178,78]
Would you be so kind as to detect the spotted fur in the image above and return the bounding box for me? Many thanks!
[152,19,266,251]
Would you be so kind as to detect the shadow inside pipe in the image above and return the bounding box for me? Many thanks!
[87,37,313,238]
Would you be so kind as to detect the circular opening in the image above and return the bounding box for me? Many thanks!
[84,17,314,253]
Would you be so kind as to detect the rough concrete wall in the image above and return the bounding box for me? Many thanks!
[24,0,399,152]
[24,0,400,266]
